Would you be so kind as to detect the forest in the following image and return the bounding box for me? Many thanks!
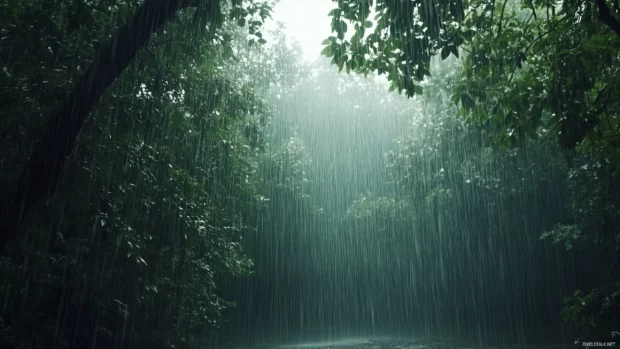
[0,0,619,348]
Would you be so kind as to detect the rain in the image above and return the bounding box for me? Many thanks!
[1,1,619,349]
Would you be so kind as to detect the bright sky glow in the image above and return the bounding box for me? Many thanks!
[268,0,334,61]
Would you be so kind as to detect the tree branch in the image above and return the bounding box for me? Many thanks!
[489,0,496,35]
[527,0,537,20]
[507,16,568,85]
[496,0,509,38]
[595,0,620,37]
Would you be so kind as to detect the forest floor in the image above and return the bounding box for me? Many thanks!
[225,336,573,349]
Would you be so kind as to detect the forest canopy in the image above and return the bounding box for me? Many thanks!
[324,0,620,151]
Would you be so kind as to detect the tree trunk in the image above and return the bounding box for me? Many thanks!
[596,0,620,37]
[0,0,199,253]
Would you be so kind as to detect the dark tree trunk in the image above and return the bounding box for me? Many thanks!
[596,0,620,37]
[0,0,199,253]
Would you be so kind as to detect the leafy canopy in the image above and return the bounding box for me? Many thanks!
[322,0,620,153]
[322,0,466,97]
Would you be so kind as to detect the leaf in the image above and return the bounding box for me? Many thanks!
[321,45,334,57]
[337,57,345,72]
[462,29,476,41]
[415,67,426,80]
[461,94,475,108]
[450,45,459,58]
[335,20,348,39]
[441,46,451,60]
[328,8,341,16]
[364,20,373,28]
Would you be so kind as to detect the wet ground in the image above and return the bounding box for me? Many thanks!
[223,337,573,349]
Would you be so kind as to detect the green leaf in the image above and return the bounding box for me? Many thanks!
[336,55,347,72]
[328,8,341,16]
[321,45,334,57]
[461,94,475,108]
[450,45,459,58]
[462,29,476,41]
[441,46,450,60]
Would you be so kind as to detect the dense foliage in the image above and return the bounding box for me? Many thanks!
[339,62,577,336]
[1,0,619,346]
[325,0,620,341]
[0,1,279,348]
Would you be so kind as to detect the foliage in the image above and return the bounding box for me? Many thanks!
[546,154,620,252]
[0,0,141,176]
[229,21,309,100]
[2,0,620,344]
[453,0,620,153]
[322,0,620,155]
[321,0,465,97]
[346,195,410,222]
[0,0,275,254]
[450,0,620,339]
[540,224,583,250]
[0,1,279,348]
[388,59,568,203]
[323,0,620,337]
[561,281,620,341]
[338,59,578,331]
[262,136,312,197]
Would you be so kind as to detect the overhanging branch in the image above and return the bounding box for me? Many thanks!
[596,0,620,37]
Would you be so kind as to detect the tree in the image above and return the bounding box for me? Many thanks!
[321,0,464,97]
[384,63,576,334]
[322,0,620,151]
[0,1,274,348]
[323,0,620,339]
[0,0,272,253]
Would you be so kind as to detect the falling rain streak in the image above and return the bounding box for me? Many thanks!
[1,1,619,349]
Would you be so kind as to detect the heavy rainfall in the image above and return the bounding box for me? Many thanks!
[0,1,619,349]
